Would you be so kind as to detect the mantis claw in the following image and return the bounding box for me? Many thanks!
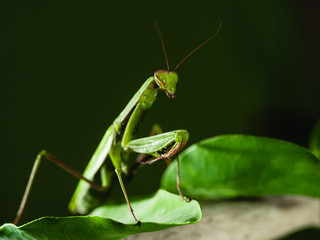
[136,221,142,228]
[183,196,193,203]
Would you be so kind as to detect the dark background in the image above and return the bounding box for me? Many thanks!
[1,0,319,235]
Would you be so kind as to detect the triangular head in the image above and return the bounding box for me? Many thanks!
[154,70,178,98]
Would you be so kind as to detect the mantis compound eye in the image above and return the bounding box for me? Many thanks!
[154,70,178,98]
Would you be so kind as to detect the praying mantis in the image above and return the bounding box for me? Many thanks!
[13,23,222,226]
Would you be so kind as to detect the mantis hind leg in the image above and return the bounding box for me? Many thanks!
[14,150,105,225]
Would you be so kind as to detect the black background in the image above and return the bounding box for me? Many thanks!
[1,1,319,236]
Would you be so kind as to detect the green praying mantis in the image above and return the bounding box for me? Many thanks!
[13,23,222,226]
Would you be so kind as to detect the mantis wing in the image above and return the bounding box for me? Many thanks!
[69,126,115,214]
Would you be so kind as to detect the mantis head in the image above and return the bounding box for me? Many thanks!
[154,70,178,98]
[153,22,221,99]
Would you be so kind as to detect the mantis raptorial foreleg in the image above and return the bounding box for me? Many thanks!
[134,124,163,169]
[133,132,190,202]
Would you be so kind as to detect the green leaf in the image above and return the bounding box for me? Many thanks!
[309,120,320,159]
[276,227,320,239]
[0,190,201,240]
[161,135,320,199]
[90,189,201,224]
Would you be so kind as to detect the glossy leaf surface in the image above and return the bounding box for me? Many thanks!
[0,190,201,240]
[161,135,320,199]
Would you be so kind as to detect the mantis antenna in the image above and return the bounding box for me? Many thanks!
[174,22,222,71]
[154,22,170,71]
[154,22,222,71]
